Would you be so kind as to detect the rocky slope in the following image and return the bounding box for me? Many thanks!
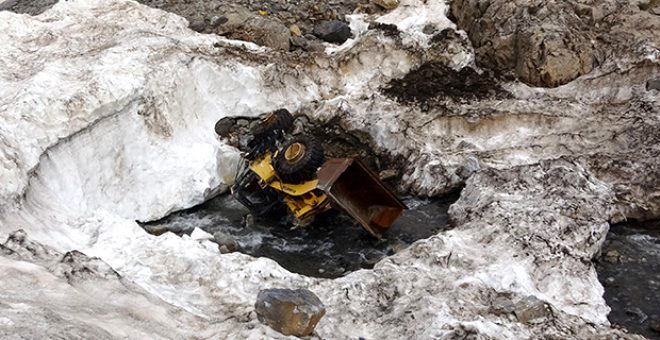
[0,0,658,338]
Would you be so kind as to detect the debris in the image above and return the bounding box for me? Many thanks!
[313,20,351,44]
[255,288,325,337]
[450,0,594,87]
[491,295,516,315]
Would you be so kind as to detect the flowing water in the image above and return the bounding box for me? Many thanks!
[596,220,660,339]
[143,193,456,278]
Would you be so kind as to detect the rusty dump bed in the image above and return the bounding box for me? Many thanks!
[316,158,407,237]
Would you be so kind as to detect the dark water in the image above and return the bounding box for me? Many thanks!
[596,220,660,339]
[143,193,456,278]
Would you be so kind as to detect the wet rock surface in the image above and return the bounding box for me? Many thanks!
[255,288,325,337]
[596,220,660,339]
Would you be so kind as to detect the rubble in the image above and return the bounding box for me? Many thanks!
[255,288,326,337]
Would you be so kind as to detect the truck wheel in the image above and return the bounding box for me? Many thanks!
[214,117,236,138]
[274,135,324,184]
[250,109,293,137]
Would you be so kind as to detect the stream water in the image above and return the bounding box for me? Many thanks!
[596,220,660,339]
[143,193,456,278]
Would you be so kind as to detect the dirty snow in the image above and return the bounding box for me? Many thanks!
[0,0,654,338]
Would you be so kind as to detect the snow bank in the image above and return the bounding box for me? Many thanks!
[1,0,651,338]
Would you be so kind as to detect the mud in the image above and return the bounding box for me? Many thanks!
[142,193,457,278]
[596,220,660,339]
[381,62,510,106]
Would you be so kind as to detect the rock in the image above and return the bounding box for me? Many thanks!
[604,249,621,263]
[255,288,325,337]
[379,169,398,181]
[646,79,660,91]
[450,0,594,87]
[491,295,516,315]
[213,231,239,253]
[166,3,292,50]
[289,24,302,37]
[240,16,291,50]
[141,224,170,236]
[372,0,399,10]
[513,296,550,324]
[313,20,351,44]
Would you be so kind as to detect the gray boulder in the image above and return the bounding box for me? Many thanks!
[255,288,325,337]
[313,20,351,44]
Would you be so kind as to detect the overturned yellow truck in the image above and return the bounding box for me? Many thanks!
[215,109,406,237]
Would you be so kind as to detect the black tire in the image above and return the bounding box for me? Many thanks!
[250,109,294,137]
[214,117,236,138]
[274,135,325,184]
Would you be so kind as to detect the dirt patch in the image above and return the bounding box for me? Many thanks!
[381,62,510,105]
